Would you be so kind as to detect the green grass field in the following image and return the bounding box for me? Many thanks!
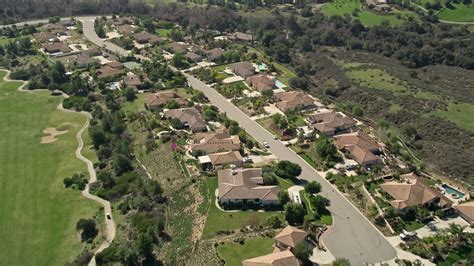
[217,237,274,266]
[201,177,284,239]
[0,71,100,265]
[321,0,416,26]
[437,3,474,22]
[430,102,474,132]
[347,68,439,100]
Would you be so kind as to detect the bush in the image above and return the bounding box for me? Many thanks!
[63,173,87,190]
[305,181,321,194]
[285,203,305,225]
[76,218,98,242]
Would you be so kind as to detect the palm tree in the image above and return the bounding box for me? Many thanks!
[447,223,466,242]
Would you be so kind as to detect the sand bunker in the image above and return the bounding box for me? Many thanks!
[40,127,69,144]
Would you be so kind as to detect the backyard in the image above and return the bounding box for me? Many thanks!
[217,237,274,266]
[0,70,100,265]
[201,177,284,239]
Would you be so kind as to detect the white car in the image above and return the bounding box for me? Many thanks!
[262,141,270,148]
[272,134,277,140]
[106,213,112,220]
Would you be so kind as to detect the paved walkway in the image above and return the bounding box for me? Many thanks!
[1,69,116,265]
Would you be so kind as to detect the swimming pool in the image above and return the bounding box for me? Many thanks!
[275,79,287,89]
[441,184,465,199]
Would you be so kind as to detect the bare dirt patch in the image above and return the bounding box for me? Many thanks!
[40,127,69,144]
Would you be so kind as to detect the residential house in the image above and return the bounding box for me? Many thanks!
[229,61,256,78]
[246,75,275,92]
[275,91,315,112]
[204,48,224,62]
[334,132,382,168]
[112,16,134,26]
[146,91,187,110]
[132,31,163,44]
[185,52,202,63]
[96,61,125,79]
[454,201,474,226]
[74,54,98,69]
[168,42,188,54]
[83,48,101,57]
[33,31,58,43]
[42,23,68,35]
[242,250,298,266]
[190,129,241,154]
[218,168,279,205]
[164,107,207,132]
[198,150,243,170]
[227,32,254,42]
[122,73,150,90]
[307,111,356,136]
[116,25,135,36]
[380,173,452,210]
[274,225,308,250]
[43,42,72,55]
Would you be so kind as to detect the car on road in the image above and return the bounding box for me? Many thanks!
[272,134,277,140]
[106,213,112,220]
[262,141,270,148]
[243,156,252,163]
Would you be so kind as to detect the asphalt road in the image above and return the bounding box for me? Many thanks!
[10,16,397,264]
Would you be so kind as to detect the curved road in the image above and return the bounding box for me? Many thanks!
[3,16,397,264]
[1,69,116,264]
[78,17,397,264]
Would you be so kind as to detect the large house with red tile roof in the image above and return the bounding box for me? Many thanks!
[334,131,382,168]
[218,168,279,205]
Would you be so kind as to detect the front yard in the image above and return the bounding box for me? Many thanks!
[201,177,284,239]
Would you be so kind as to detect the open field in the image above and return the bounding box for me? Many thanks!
[217,237,274,266]
[430,102,474,132]
[0,71,99,265]
[437,3,474,22]
[320,0,417,26]
[347,68,439,100]
[201,177,284,239]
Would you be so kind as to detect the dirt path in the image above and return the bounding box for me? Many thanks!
[1,69,116,265]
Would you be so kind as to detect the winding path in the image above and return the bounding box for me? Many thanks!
[1,69,116,265]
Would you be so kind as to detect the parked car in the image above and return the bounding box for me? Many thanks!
[262,141,270,148]
[106,213,112,220]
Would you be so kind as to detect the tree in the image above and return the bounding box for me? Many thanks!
[333,258,351,266]
[285,203,305,225]
[310,195,330,212]
[267,215,282,229]
[113,154,133,175]
[76,219,98,242]
[305,181,321,194]
[276,160,302,179]
[278,190,291,206]
[122,87,136,101]
[292,242,313,265]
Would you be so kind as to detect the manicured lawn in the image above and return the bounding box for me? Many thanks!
[122,92,148,114]
[438,3,474,22]
[0,71,100,265]
[430,102,474,132]
[217,237,274,266]
[300,191,333,225]
[201,177,284,239]
[403,220,425,231]
[321,0,415,26]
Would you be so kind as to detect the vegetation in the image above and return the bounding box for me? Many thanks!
[201,177,284,239]
[217,237,274,266]
[0,70,100,265]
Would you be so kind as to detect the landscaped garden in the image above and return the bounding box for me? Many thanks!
[217,237,274,266]
[201,177,284,239]
[0,70,100,266]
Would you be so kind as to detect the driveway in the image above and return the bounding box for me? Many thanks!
[79,17,396,265]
